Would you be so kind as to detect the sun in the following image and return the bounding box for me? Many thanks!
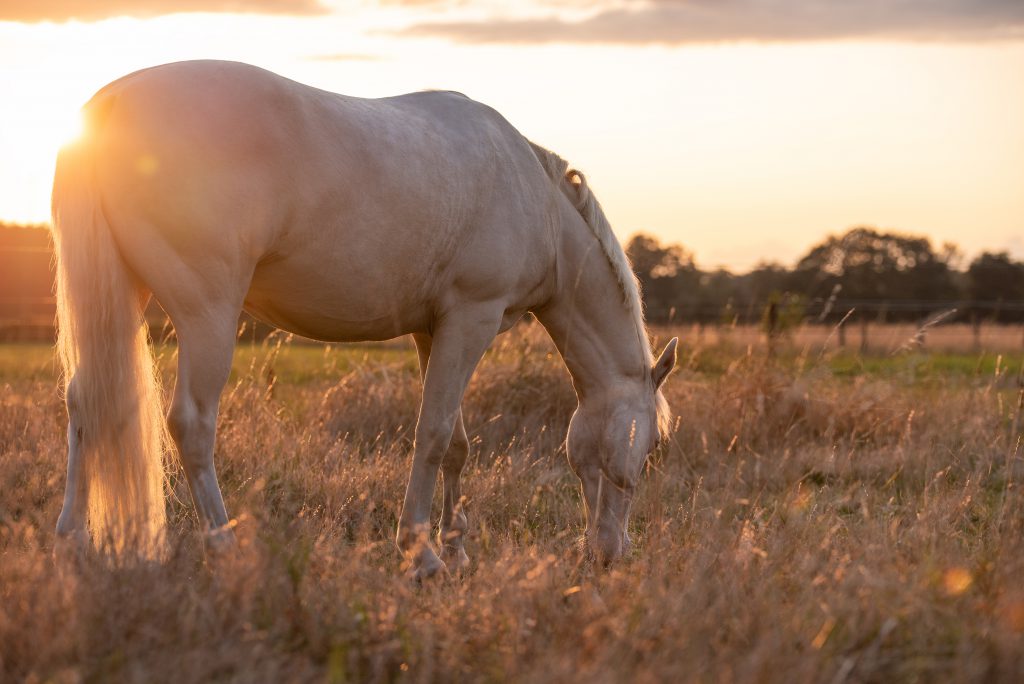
[0,99,92,223]
[54,108,87,149]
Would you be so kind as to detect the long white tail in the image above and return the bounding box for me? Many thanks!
[51,127,168,556]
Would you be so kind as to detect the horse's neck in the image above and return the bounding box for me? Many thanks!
[534,210,649,400]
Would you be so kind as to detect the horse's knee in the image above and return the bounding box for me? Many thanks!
[444,428,470,473]
[414,424,452,467]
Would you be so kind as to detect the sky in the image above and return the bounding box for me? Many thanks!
[0,0,1022,271]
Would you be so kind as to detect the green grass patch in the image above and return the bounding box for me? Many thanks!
[0,340,1018,387]
[0,342,419,385]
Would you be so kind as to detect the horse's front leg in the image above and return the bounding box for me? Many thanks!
[439,418,471,572]
[412,333,472,573]
[399,310,498,580]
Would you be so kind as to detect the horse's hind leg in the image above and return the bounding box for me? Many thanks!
[166,310,238,553]
[54,378,88,555]
[412,333,471,572]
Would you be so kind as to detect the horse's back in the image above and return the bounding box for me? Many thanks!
[82,60,558,341]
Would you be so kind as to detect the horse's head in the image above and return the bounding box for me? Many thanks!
[567,337,677,564]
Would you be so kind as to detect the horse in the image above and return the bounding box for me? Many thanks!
[50,60,677,578]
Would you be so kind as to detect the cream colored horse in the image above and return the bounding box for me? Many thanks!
[51,60,677,577]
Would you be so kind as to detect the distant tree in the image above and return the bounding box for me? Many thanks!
[967,251,1024,322]
[788,227,959,319]
[734,262,789,306]
[0,222,55,340]
[0,223,53,301]
[967,252,1024,300]
[696,269,739,324]
[626,233,701,323]
[623,226,1017,326]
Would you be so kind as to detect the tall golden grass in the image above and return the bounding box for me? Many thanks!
[680,322,1024,354]
[1,325,1023,682]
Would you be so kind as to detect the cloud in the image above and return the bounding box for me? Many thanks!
[376,0,454,5]
[305,52,386,61]
[396,0,1024,45]
[1,0,328,23]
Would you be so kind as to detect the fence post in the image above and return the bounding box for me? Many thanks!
[765,300,779,358]
[859,315,869,353]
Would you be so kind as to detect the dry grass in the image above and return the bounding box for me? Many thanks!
[2,325,1024,683]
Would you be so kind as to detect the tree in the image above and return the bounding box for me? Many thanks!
[696,269,740,325]
[967,252,1024,322]
[625,233,700,323]
[788,226,959,319]
[734,262,789,305]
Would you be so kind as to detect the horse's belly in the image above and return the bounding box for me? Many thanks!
[243,260,430,342]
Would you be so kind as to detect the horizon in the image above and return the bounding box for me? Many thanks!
[2,217,1016,277]
[1,1,1022,271]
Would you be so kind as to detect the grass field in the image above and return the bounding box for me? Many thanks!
[2,324,1023,682]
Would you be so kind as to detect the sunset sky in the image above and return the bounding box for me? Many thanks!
[1,1,1022,271]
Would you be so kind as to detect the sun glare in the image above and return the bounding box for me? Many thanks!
[0,71,95,222]
[57,108,86,148]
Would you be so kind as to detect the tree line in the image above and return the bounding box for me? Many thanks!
[626,226,1024,325]
[2,223,1023,334]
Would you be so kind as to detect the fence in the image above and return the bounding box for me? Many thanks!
[4,298,1023,353]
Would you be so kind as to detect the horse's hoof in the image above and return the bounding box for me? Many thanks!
[441,546,471,575]
[53,529,89,566]
[204,521,238,562]
[408,553,449,583]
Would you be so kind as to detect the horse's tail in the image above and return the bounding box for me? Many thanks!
[51,121,168,557]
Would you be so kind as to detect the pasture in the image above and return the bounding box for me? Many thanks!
[2,325,1023,682]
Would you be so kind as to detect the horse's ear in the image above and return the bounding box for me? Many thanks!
[652,337,678,389]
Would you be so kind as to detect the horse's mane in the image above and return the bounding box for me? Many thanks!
[529,141,651,362]
[529,141,671,434]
